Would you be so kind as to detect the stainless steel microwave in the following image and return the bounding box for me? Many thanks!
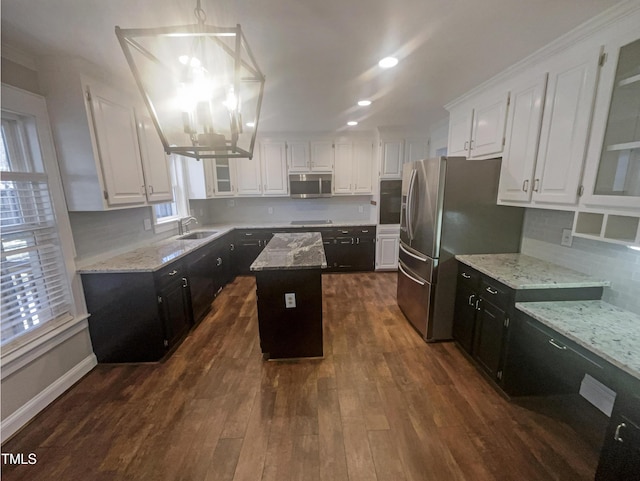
[289,174,332,198]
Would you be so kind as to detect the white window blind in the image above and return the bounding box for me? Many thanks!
[1,114,72,347]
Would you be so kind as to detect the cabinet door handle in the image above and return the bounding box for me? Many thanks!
[216,257,223,267]
[141,185,146,195]
[245,233,253,236]
[475,298,481,311]
[357,238,360,245]
[470,139,475,150]
[361,230,369,233]
[548,339,567,351]
[230,243,235,251]
[522,179,529,192]
[148,185,154,194]
[614,423,626,443]
[461,272,471,279]
[468,294,475,306]
[485,286,499,295]
[168,269,178,276]
[533,178,540,192]
[182,277,189,288]
[464,141,469,150]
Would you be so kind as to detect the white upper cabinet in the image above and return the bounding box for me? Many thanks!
[447,92,509,159]
[469,92,510,158]
[334,140,373,195]
[235,156,263,196]
[310,140,334,171]
[581,34,640,211]
[86,81,147,206]
[186,158,235,199]
[287,141,310,172]
[497,74,548,203]
[380,140,404,178]
[136,113,173,203]
[260,141,288,195]
[532,45,603,206]
[39,57,174,210]
[447,109,473,157]
[404,138,429,163]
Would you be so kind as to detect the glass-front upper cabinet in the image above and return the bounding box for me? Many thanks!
[583,37,640,209]
[595,38,640,199]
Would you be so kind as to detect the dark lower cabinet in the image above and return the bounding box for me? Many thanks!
[452,262,604,388]
[186,245,217,324]
[474,300,507,379]
[596,391,640,481]
[83,260,191,363]
[233,229,274,275]
[322,226,376,272]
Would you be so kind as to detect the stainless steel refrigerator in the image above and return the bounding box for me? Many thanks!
[397,156,524,341]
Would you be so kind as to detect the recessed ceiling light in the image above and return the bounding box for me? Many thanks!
[347,121,358,126]
[378,56,398,69]
[357,100,372,106]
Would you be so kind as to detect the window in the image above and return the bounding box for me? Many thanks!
[1,111,72,347]
[152,154,188,228]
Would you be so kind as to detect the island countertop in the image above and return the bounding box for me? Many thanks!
[515,300,640,381]
[250,232,327,271]
[455,253,610,290]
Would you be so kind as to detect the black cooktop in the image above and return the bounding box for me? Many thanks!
[290,220,333,225]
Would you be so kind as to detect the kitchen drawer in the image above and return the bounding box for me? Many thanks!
[457,265,481,289]
[155,260,186,289]
[480,277,511,310]
[506,313,608,395]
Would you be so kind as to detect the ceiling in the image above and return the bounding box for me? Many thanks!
[1,0,624,134]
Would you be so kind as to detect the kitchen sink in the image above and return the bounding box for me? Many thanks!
[178,231,218,240]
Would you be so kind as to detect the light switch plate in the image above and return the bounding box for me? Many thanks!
[284,293,296,308]
[561,228,573,247]
[143,218,152,231]
[268,207,273,214]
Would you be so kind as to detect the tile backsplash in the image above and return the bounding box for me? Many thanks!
[521,208,640,315]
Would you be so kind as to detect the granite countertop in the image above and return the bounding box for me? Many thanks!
[455,253,610,290]
[77,220,371,274]
[515,300,640,381]
[250,232,327,271]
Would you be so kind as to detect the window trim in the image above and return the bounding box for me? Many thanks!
[1,83,88,360]
[152,154,189,234]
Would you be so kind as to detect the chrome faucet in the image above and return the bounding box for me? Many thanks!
[178,216,198,235]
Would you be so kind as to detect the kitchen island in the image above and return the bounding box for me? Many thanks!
[250,232,327,360]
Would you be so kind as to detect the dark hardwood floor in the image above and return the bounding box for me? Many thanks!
[2,273,600,480]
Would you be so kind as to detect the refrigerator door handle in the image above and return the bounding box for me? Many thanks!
[406,168,418,241]
[398,263,426,286]
[399,242,428,262]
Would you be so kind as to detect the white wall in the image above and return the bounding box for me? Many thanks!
[1,50,96,442]
[521,208,640,315]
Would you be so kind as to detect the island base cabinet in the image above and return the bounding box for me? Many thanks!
[255,269,323,360]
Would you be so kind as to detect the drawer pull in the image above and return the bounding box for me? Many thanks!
[614,423,626,443]
[468,294,475,306]
[168,269,178,276]
[216,257,223,267]
[485,286,499,295]
[548,339,567,350]
[361,230,369,233]
[461,272,471,279]
[399,264,425,286]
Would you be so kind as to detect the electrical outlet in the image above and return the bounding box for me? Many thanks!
[561,228,573,247]
[228,199,235,207]
[143,218,152,231]
[284,293,296,308]
[268,207,273,215]
[358,205,364,213]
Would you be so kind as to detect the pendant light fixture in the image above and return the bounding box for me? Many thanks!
[115,0,265,160]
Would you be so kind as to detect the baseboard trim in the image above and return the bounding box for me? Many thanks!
[1,354,97,443]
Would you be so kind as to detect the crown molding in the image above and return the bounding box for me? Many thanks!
[1,43,38,71]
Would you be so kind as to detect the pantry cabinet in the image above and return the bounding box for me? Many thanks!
[379,140,404,178]
[260,141,288,195]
